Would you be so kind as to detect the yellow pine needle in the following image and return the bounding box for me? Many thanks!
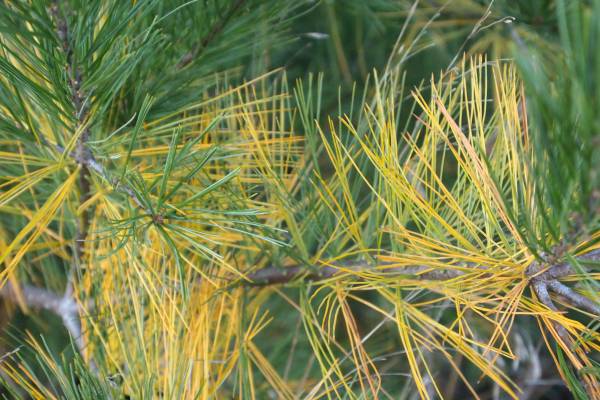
[0,164,60,206]
[0,167,79,286]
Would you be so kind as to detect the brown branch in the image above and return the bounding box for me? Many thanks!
[241,260,477,288]
[176,0,247,69]
[530,280,575,353]
[45,3,149,214]
[242,260,469,286]
[526,248,600,396]
[528,248,600,313]
[64,37,91,269]
[44,139,148,211]
[245,249,600,288]
[531,280,557,311]
[530,276,599,397]
[50,2,92,263]
[547,279,600,316]
[40,140,149,216]
[18,6,151,367]
[48,2,256,212]
[245,250,600,322]
[47,1,94,365]
[83,155,148,210]
[527,248,600,280]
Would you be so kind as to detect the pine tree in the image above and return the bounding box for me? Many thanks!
[0,1,598,399]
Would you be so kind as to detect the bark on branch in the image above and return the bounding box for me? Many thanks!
[245,249,598,283]
[242,260,467,286]
[46,1,94,364]
[528,248,600,315]
[244,249,600,318]
[1,248,596,383]
[527,248,600,397]
[0,282,84,353]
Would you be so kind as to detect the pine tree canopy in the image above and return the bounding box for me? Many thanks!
[0,0,598,399]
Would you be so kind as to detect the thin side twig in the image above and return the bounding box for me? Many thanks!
[176,0,247,69]
[45,139,148,211]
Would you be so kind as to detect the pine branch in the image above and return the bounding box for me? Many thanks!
[0,282,84,354]
[248,246,599,397]
[176,0,247,69]
[530,275,599,396]
[45,140,148,211]
[50,1,92,263]
[48,0,93,363]
[244,249,600,324]
[242,249,599,396]
[245,248,600,290]
[527,248,600,316]
[526,247,599,396]
[40,3,149,216]
[243,260,466,286]
[546,280,600,316]
[77,150,148,210]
